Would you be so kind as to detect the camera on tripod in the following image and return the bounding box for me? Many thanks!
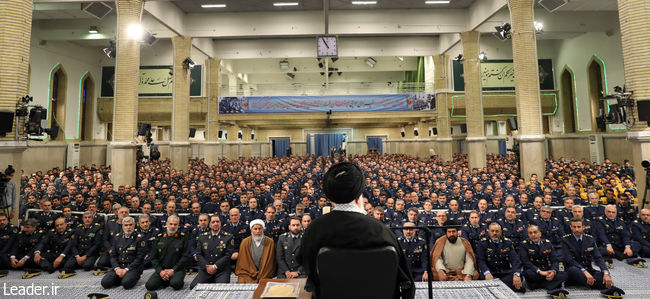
[15,95,59,140]
[597,86,634,129]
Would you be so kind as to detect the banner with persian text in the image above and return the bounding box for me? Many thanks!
[452,59,554,91]
[218,94,436,114]
[100,65,202,97]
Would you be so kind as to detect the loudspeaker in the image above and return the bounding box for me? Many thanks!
[251,132,255,140]
[137,123,151,136]
[538,0,568,13]
[595,116,607,131]
[400,131,405,138]
[237,131,242,139]
[28,107,46,123]
[507,117,518,131]
[413,128,419,136]
[637,100,650,122]
[432,128,438,135]
[460,124,467,134]
[218,130,223,138]
[0,111,14,136]
[189,128,196,138]
[83,2,113,19]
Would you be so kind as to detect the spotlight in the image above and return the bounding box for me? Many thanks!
[279,59,289,69]
[337,71,342,76]
[494,22,512,41]
[478,51,487,62]
[127,24,144,40]
[293,67,298,72]
[614,86,623,93]
[285,73,295,80]
[397,56,404,61]
[400,127,406,138]
[365,57,377,67]
[642,160,650,169]
[328,72,333,77]
[320,72,325,76]
[534,21,544,33]
[331,57,338,63]
[318,62,324,68]
[454,54,464,62]
[182,57,196,70]
[88,26,99,34]
[102,41,116,58]
[141,31,158,46]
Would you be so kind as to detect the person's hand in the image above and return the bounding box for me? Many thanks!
[584,270,595,285]
[513,275,522,290]
[9,211,15,220]
[231,252,238,260]
[116,268,127,278]
[606,245,615,255]
[194,256,198,262]
[463,275,472,281]
[160,269,169,281]
[603,273,613,289]
[53,255,64,268]
[206,265,217,275]
[422,271,428,282]
[437,270,447,281]
[485,273,494,280]
[538,270,548,277]
[10,258,19,268]
[33,253,42,264]
[546,271,555,281]
[624,246,633,257]
[76,255,86,265]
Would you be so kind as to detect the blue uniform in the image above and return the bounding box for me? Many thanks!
[221,221,250,253]
[518,238,568,291]
[264,219,285,242]
[531,216,564,247]
[498,219,527,247]
[584,204,605,221]
[447,210,466,225]
[476,237,524,292]
[561,233,610,289]
[397,236,428,281]
[631,219,650,257]
[616,203,637,225]
[460,223,486,252]
[597,217,640,263]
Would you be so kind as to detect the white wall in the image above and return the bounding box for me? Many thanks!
[29,40,105,140]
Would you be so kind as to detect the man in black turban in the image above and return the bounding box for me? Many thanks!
[299,162,415,298]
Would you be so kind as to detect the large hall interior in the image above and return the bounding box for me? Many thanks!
[1,0,650,298]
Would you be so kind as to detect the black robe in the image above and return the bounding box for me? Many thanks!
[299,210,415,299]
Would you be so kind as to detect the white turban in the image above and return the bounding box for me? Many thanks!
[250,219,265,230]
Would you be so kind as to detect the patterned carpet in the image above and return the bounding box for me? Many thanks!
[1,260,648,298]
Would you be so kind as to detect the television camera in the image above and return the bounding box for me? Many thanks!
[16,95,59,140]
[597,86,634,129]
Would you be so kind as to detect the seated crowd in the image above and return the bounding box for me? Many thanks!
[0,153,647,297]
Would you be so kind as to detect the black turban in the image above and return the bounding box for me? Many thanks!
[322,162,365,204]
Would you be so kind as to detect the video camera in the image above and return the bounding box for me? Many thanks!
[16,95,59,140]
[597,86,634,129]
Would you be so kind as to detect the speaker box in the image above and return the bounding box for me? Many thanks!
[237,131,242,139]
[413,129,419,136]
[400,131,405,138]
[251,133,255,140]
[637,100,650,122]
[0,111,14,136]
[460,124,467,134]
[218,130,223,138]
[189,128,196,138]
[432,128,438,135]
[137,123,151,136]
[538,0,568,13]
[83,2,113,19]
[507,117,518,131]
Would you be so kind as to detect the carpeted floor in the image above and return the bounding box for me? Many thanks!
[1,260,648,298]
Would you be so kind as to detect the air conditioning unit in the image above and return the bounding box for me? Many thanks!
[538,0,568,13]
[82,2,113,19]
[67,143,81,168]
[588,134,604,164]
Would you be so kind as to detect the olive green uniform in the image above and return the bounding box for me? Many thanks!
[145,231,189,291]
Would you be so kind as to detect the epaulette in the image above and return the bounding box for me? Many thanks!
[417,237,424,241]
[584,233,592,238]
[201,231,210,236]
[544,239,550,243]
[397,236,404,241]
[115,232,122,237]
[222,231,231,236]
[136,233,142,238]
[633,220,639,224]
[179,232,185,236]
[156,233,164,237]
[522,240,529,244]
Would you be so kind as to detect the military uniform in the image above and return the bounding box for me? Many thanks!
[222,221,250,253]
[187,226,210,270]
[597,217,640,263]
[136,227,160,268]
[631,219,650,257]
[264,219,284,242]
[34,211,58,230]
[8,229,45,270]
[531,216,565,247]
[189,230,235,289]
[100,231,146,289]
[145,231,190,291]
[447,210,466,225]
[35,227,74,273]
[498,219,527,247]
[64,223,103,272]
[397,236,428,281]
[584,204,605,221]
[461,223,486,252]
[561,233,610,289]
[616,203,637,225]
[0,223,18,270]
[97,220,122,268]
[518,238,568,291]
[476,237,524,292]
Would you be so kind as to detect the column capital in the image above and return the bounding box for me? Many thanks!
[627,131,650,142]
[466,137,488,142]
[516,135,546,142]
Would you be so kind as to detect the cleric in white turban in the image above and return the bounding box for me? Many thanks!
[235,218,276,283]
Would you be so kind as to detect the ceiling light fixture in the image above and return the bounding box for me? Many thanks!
[478,51,487,61]
[102,41,116,59]
[285,73,295,80]
[279,60,289,69]
[454,54,464,62]
[183,57,196,70]
[352,1,377,5]
[127,24,144,40]
[425,1,450,4]
[88,26,99,34]
[494,22,512,41]
[273,2,299,6]
[534,21,544,33]
[397,56,404,61]
[201,4,227,8]
[366,57,377,67]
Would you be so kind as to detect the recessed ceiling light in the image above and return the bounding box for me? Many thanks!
[274,2,299,6]
[201,4,227,8]
[352,1,377,5]
[425,1,451,4]
[88,26,99,34]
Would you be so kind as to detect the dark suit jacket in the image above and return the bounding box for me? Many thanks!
[299,210,415,299]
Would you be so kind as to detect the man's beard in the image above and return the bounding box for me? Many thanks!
[448,236,458,244]
[167,227,178,235]
[252,234,264,243]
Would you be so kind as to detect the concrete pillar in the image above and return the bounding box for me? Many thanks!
[508,0,546,180]
[618,0,650,206]
[0,0,32,223]
[432,54,453,161]
[110,0,144,189]
[204,58,221,165]
[228,73,238,96]
[170,36,192,172]
[243,84,251,96]
[225,125,239,159]
[461,31,487,169]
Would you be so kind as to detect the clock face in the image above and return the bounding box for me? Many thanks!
[317,36,338,58]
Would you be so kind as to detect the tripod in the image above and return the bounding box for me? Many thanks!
[641,168,649,209]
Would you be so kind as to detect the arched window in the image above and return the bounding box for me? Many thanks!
[560,66,577,133]
[79,73,95,141]
[48,64,67,140]
[587,57,606,132]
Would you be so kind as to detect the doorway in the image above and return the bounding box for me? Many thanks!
[560,67,577,133]
[49,65,67,140]
[80,74,95,141]
[587,58,605,132]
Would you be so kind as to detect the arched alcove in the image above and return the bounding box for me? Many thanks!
[48,64,67,140]
[560,66,577,133]
[587,56,606,132]
[79,73,95,141]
